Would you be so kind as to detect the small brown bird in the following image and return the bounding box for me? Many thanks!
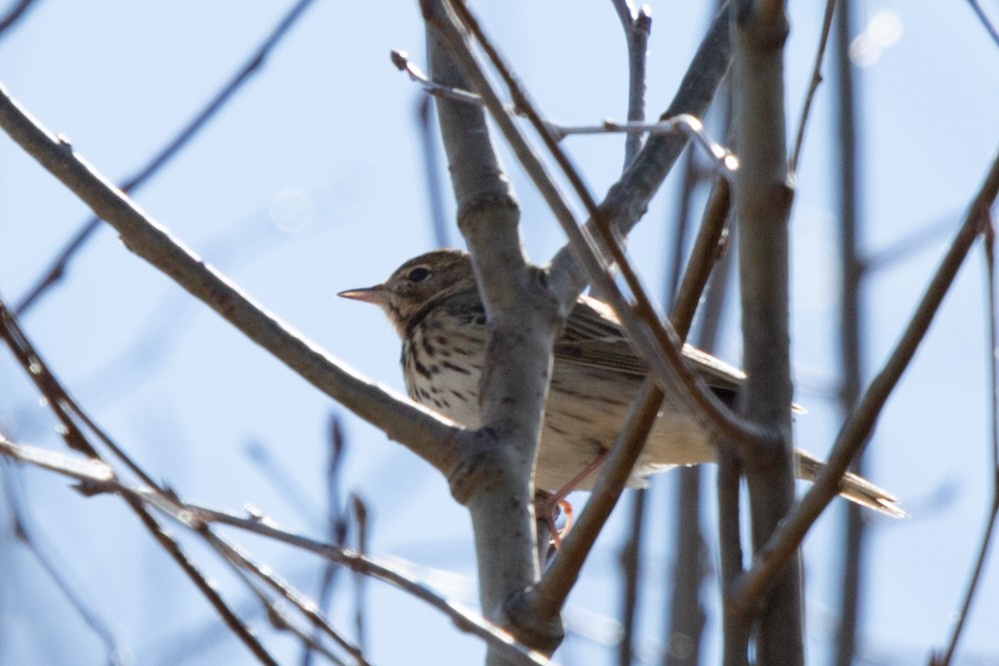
[340,249,905,518]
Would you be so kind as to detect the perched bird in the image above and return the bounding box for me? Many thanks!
[340,249,904,518]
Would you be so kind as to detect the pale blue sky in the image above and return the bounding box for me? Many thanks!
[1,1,998,664]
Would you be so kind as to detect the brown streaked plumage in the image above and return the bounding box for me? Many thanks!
[340,249,905,518]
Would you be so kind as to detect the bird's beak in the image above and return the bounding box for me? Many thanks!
[338,285,389,306]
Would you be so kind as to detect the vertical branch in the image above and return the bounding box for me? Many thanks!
[423,4,568,661]
[617,491,646,666]
[732,1,801,663]
[416,96,453,247]
[612,0,652,167]
[718,446,748,666]
[831,2,868,665]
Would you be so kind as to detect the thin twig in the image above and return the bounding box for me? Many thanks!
[732,150,999,614]
[789,0,837,172]
[611,0,652,166]
[547,116,738,176]
[14,0,320,315]
[416,96,453,248]
[1,297,280,664]
[864,215,957,271]
[200,526,369,665]
[931,220,999,666]
[0,465,124,662]
[0,436,554,666]
[127,496,280,665]
[392,49,484,105]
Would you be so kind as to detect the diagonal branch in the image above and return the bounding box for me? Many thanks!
[0,435,555,666]
[0,83,462,477]
[732,149,999,614]
[436,0,767,456]
[931,215,999,666]
[15,0,320,315]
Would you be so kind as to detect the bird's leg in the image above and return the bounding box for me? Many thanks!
[535,452,608,548]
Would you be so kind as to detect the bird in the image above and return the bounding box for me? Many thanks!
[339,249,905,518]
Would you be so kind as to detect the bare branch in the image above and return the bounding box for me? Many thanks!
[438,0,769,456]
[200,527,370,665]
[733,149,999,617]
[789,0,837,172]
[931,219,999,666]
[0,0,37,37]
[0,466,124,662]
[14,0,320,315]
[424,6,560,658]
[731,1,801,661]
[0,84,463,477]
[965,0,999,49]
[0,435,555,666]
[610,0,652,166]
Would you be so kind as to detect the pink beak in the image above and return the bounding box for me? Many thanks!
[337,285,389,306]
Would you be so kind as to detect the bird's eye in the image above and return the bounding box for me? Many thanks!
[408,267,430,283]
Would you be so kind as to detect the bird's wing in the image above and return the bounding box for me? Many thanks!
[555,295,744,394]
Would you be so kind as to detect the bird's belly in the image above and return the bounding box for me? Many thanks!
[536,365,716,492]
[405,345,717,493]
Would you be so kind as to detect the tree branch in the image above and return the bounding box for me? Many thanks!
[732,149,999,618]
[0,83,462,478]
[14,0,321,315]
[731,1,801,662]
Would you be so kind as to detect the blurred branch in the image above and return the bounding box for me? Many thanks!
[0,0,37,38]
[618,489,646,666]
[0,435,554,666]
[832,2,868,663]
[864,215,956,271]
[734,149,999,617]
[0,85,463,477]
[931,220,999,666]
[965,0,999,49]
[0,297,279,665]
[351,494,370,656]
[303,414,352,666]
[0,465,124,663]
[664,133,732,666]
[201,526,369,665]
[14,0,320,315]
[789,0,836,172]
[416,96,453,247]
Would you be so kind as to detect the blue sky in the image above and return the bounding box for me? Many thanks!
[1,1,998,664]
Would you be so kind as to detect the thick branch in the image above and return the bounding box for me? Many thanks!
[424,4,563,659]
[733,149,999,616]
[731,1,801,663]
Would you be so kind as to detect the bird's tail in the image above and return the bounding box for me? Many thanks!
[794,449,908,518]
